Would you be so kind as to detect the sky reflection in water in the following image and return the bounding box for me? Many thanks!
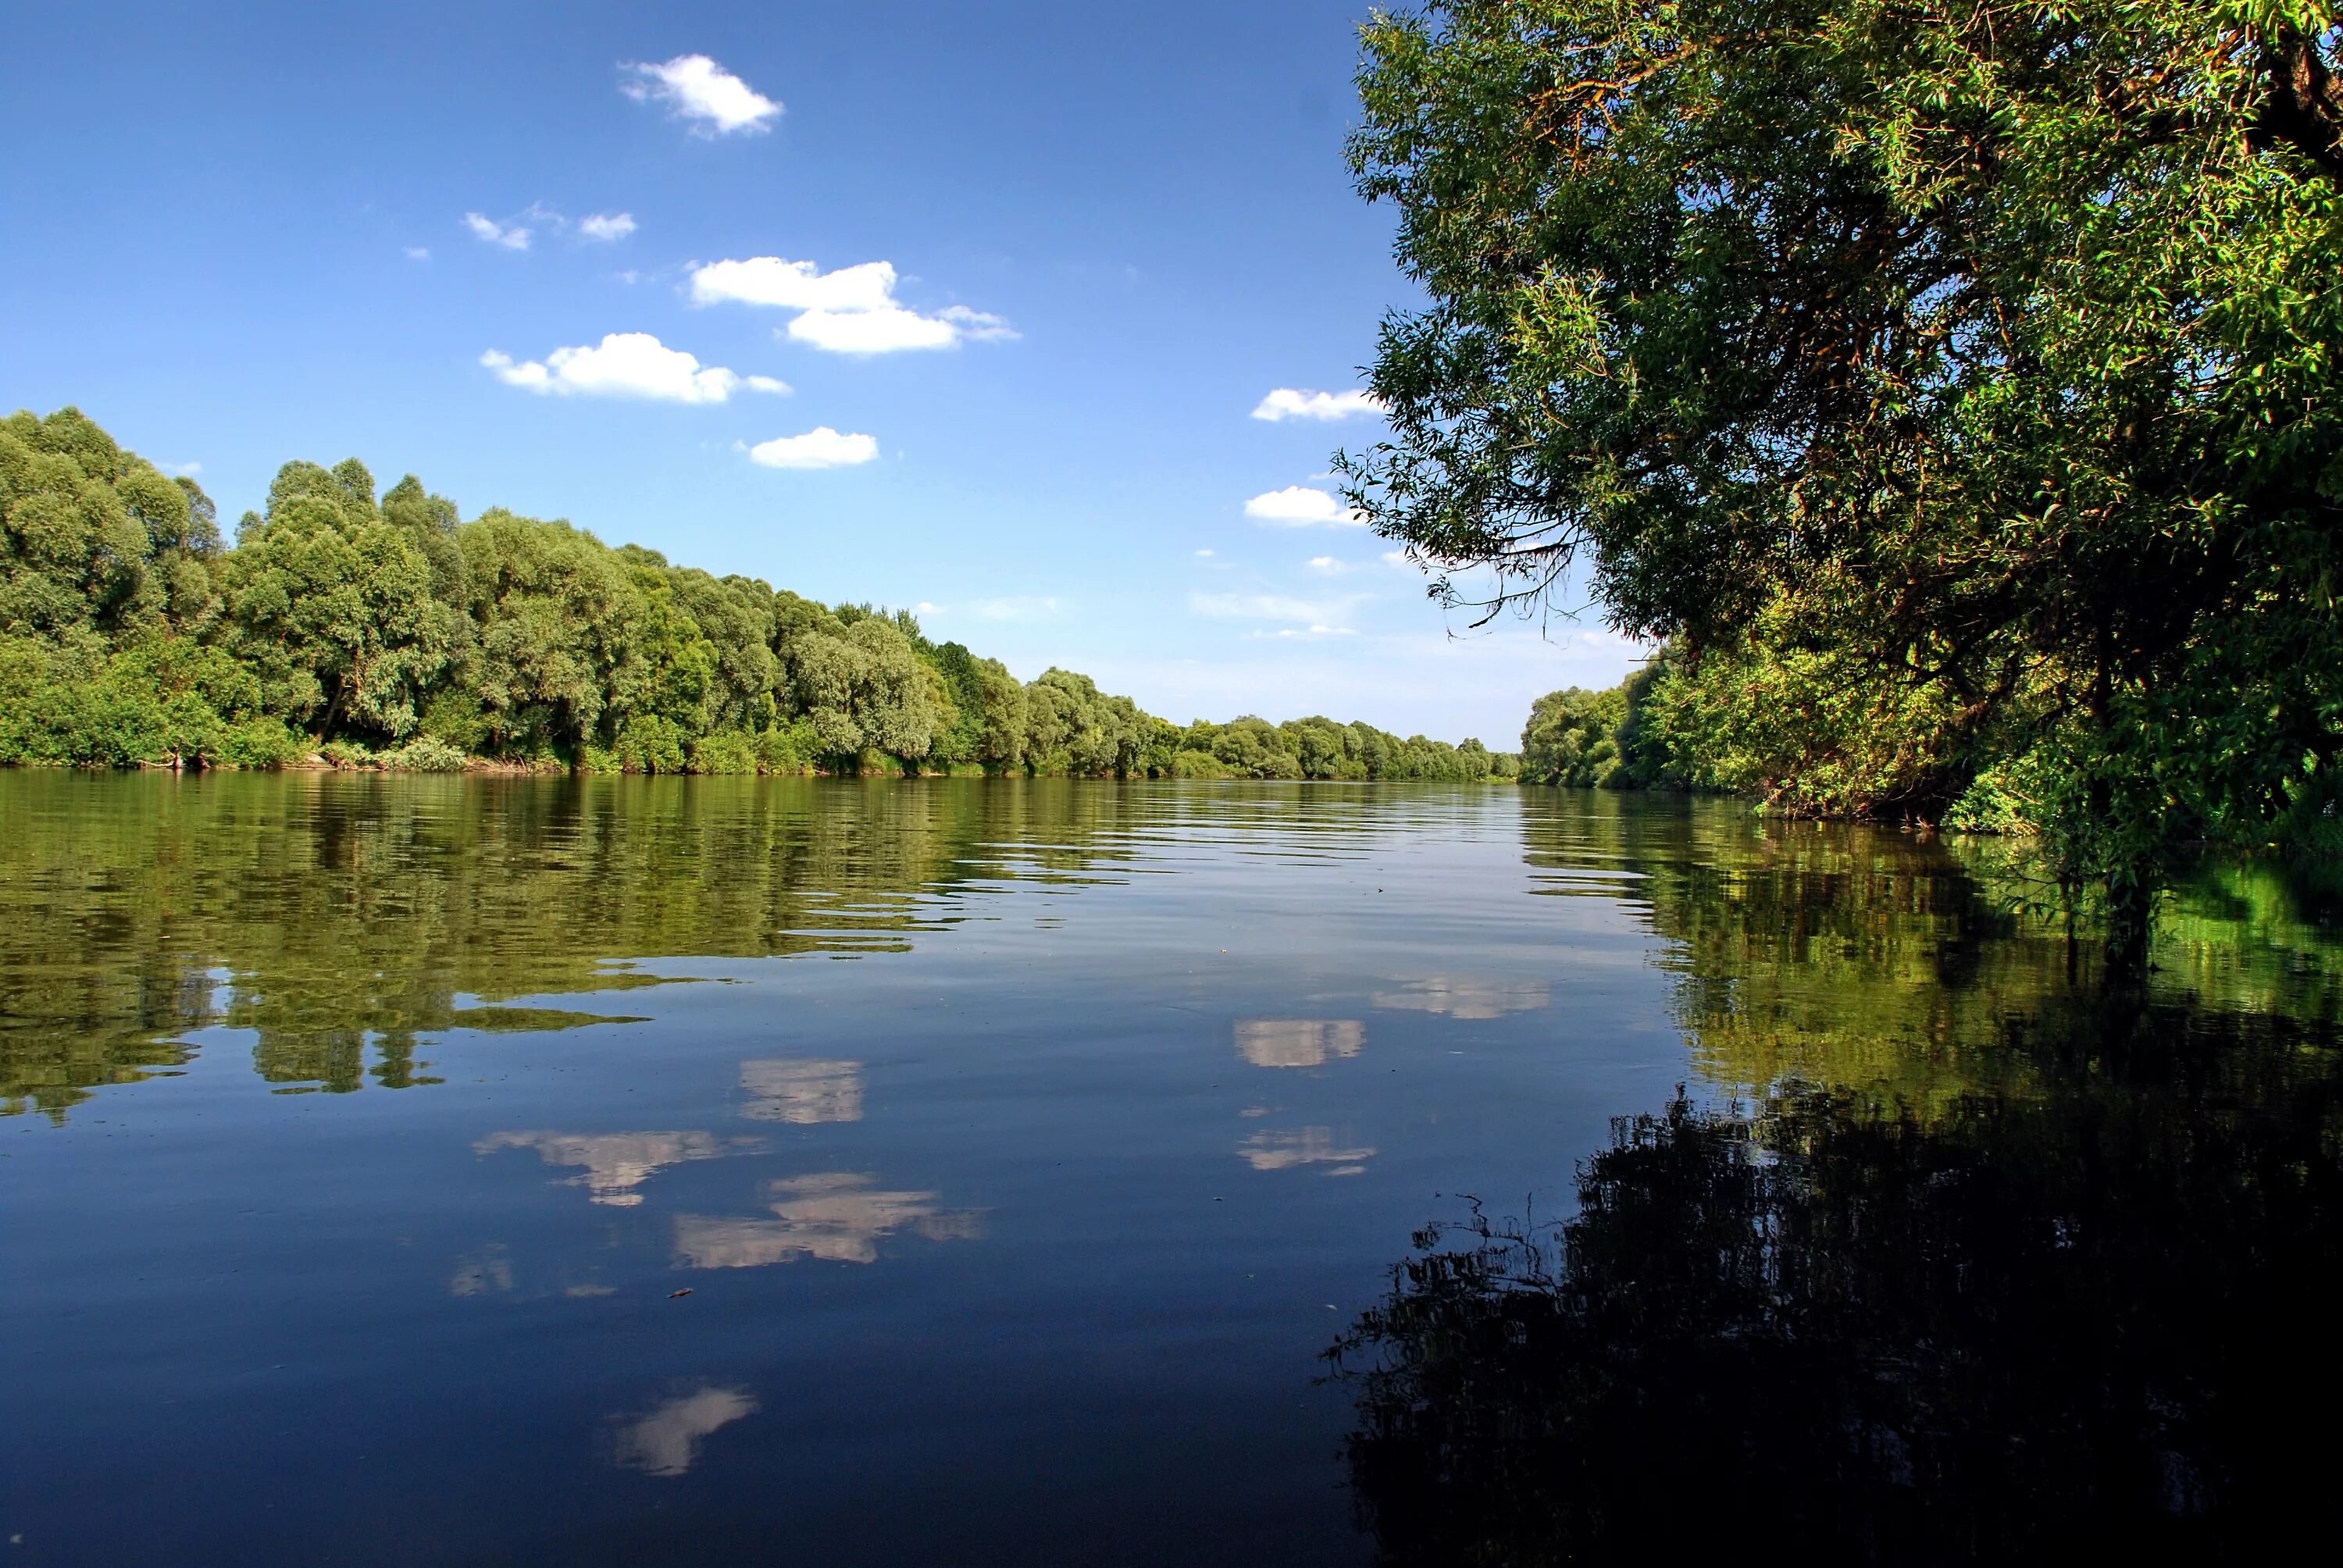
[2,773,2340,1563]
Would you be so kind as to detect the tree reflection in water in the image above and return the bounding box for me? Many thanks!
[1331,999,2343,1564]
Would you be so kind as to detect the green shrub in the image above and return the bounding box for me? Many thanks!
[755,721,818,775]
[615,715,687,774]
[380,735,469,772]
[218,718,307,769]
[689,729,758,775]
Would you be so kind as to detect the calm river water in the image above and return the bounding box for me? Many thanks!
[4,773,2341,1563]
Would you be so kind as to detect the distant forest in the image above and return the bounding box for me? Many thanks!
[0,407,1514,782]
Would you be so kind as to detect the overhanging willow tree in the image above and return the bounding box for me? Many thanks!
[1342,0,2343,954]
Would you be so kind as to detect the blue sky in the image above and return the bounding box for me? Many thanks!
[0,1,1640,743]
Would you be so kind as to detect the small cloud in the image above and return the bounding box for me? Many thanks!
[621,55,781,137]
[405,246,431,261]
[691,257,900,312]
[1250,387,1383,422]
[464,212,530,250]
[972,596,1061,621]
[937,305,1018,342]
[914,601,943,615]
[480,333,788,404]
[744,427,878,469]
[1307,555,1359,574]
[1243,486,1366,527]
[579,212,637,242]
[1381,549,1414,568]
[691,256,1014,354]
[1194,548,1214,558]
[1189,591,1357,625]
[787,305,959,354]
[169,461,202,477]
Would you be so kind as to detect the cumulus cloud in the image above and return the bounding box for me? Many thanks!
[1250,387,1384,422]
[787,305,960,354]
[690,257,899,312]
[621,54,781,136]
[1243,486,1366,527]
[480,333,788,404]
[464,212,530,250]
[690,255,1014,354]
[744,427,879,469]
[579,212,637,242]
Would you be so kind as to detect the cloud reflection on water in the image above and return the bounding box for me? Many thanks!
[673,1173,984,1267]
[613,1384,759,1477]
[1238,1127,1376,1175]
[738,1058,865,1124]
[473,1130,747,1206]
[1371,976,1551,1019]
[1235,1019,1366,1069]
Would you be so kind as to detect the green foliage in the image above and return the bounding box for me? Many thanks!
[379,736,469,773]
[1348,0,2343,947]
[2,408,1521,782]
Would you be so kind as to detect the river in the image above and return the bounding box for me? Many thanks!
[3,773,2338,1562]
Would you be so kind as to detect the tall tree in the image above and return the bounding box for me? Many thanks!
[1344,0,2343,951]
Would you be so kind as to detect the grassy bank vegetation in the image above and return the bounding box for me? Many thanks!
[0,407,1514,782]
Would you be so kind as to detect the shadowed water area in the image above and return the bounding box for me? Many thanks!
[4,773,2341,1563]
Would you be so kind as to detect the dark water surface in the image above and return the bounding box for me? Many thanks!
[4,774,2341,1563]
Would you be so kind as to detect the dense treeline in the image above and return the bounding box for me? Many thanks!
[0,407,1511,782]
[1346,0,2343,955]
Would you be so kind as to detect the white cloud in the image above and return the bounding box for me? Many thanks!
[480,333,788,404]
[1194,548,1214,558]
[690,257,900,312]
[1250,387,1383,422]
[405,246,430,261]
[744,427,879,469]
[621,55,781,136]
[579,212,637,242]
[936,305,1019,342]
[1189,591,1359,624]
[972,596,1061,621]
[170,461,201,477]
[1381,549,1414,568]
[914,600,943,615]
[787,305,960,354]
[691,256,1014,354]
[1243,486,1366,527]
[464,212,530,251]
